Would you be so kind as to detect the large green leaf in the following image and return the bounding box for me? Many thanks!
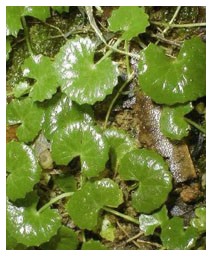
[160,103,193,140]
[104,128,138,169]
[6,98,43,142]
[118,149,172,213]
[22,55,59,102]
[139,205,168,235]
[138,37,206,105]
[54,37,119,105]
[6,193,61,247]
[6,7,50,37]
[52,121,109,178]
[161,217,198,249]
[82,239,107,250]
[66,178,123,230]
[108,6,149,40]
[6,141,41,201]
[41,226,79,250]
[43,93,93,140]
[13,81,31,98]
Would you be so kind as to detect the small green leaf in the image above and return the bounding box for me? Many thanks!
[13,81,31,98]
[190,207,206,234]
[100,216,116,241]
[22,55,59,102]
[139,205,168,235]
[118,149,172,213]
[54,174,77,193]
[138,37,206,104]
[104,128,138,169]
[6,193,61,247]
[161,217,198,249]
[66,178,123,230]
[82,239,107,250]
[52,122,109,178]
[108,7,149,40]
[6,7,24,36]
[52,6,70,14]
[160,103,193,140]
[43,93,93,140]
[6,97,43,142]
[41,226,79,250]
[6,141,42,201]
[54,37,119,105]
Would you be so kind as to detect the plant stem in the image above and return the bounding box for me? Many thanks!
[103,72,135,129]
[103,206,139,225]
[21,16,34,56]
[38,192,73,214]
[125,40,131,77]
[151,21,206,28]
[184,118,206,134]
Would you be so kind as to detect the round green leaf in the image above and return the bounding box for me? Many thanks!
[108,6,149,40]
[104,128,138,169]
[6,97,43,142]
[6,7,50,37]
[161,217,198,249]
[82,239,107,250]
[6,142,42,201]
[118,149,172,213]
[52,122,109,178]
[100,216,116,242]
[54,37,119,105]
[22,55,59,102]
[66,178,123,230]
[6,7,24,36]
[190,207,206,233]
[40,226,79,250]
[6,193,61,247]
[160,103,193,140]
[139,205,168,235]
[43,93,93,140]
[138,37,206,104]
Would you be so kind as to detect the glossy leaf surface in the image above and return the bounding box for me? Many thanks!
[139,205,168,235]
[6,142,41,201]
[22,55,59,102]
[13,81,31,98]
[82,239,107,250]
[41,226,79,250]
[138,37,206,104]
[66,179,123,230]
[6,98,43,142]
[108,7,149,40]
[160,103,193,140]
[161,217,198,249]
[52,122,109,178]
[118,149,172,213]
[43,93,93,140]
[104,128,138,169]
[54,37,118,104]
[190,207,206,233]
[23,6,50,21]
[6,193,61,246]
[100,217,116,241]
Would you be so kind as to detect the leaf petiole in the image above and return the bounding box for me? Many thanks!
[38,192,73,214]
[184,117,206,134]
[103,206,139,225]
[151,21,206,29]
